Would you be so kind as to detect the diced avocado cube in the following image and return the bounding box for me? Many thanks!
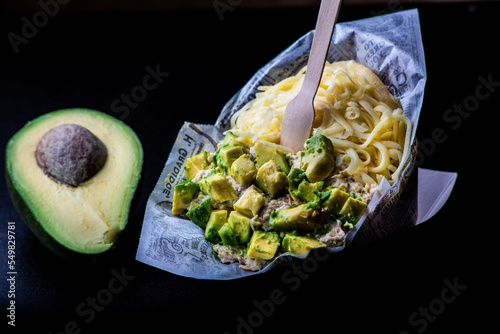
[323,187,350,215]
[304,134,335,155]
[234,186,265,217]
[254,140,290,174]
[220,131,241,148]
[215,145,245,175]
[282,235,326,255]
[186,197,211,229]
[287,168,307,202]
[218,222,238,247]
[338,196,367,224]
[184,151,210,180]
[204,210,228,243]
[288,168,325,207]
[297,180,324,202]
[296,180,325,210]
[229,154,257,187]
[256,160,288,198]
[213,132,248,175]
[300,134,335,183]
[247,230,280,260]
[269,204,319,232]
[199,173,237,203]
[288,168,307,187]
[172,180,200,215]
[228,211,252,245]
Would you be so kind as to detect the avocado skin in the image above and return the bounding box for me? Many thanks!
[5,109,144,262]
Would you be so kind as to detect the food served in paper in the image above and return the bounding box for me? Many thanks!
[137,9,427,279]
[171,60,412,271]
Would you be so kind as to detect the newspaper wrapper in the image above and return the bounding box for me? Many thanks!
[136,9,457,279]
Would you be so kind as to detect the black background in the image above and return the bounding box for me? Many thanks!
[0,2,493,333]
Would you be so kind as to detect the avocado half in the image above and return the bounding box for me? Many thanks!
[5,108,143,260]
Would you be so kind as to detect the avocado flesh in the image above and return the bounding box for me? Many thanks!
[282,235,326,255]
[5,109,143,256]
[218,222,238,247]
[184,151,209,180]
[228,211,252,245]
[254,140,290,174]
[247,230,280,260]
[199,173,237,203]
[234,186,265,217]
[255,159,288,198]
[205,210,228,244]
[300,134,335,183]
[172,180,200,215]
[229,154,257,187]
[186,197,212,229]
[269,204,320,232]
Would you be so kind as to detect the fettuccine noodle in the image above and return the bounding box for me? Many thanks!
[230,60,412,185]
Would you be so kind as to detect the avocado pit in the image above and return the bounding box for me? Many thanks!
[35,123,108,187]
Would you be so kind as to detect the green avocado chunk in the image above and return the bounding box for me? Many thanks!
[228,211,252,245]
[234,186,265,217]
[186,197,212,229]
[204,209,228,244]
[247,230,281,260]
[256,160,288,198]
[229,154,257,187]
[288,168,306,185]
[323,187,350,214]
[184,151,210,180]
[172,180,200,215]
[297,180,324,203]
[338,196,367,224]
[269,204,320,232]
[287,168,307,201]
[199,173,237,203]
[215,145,244,175]
[213,132,247,174]
[282,235,326,255]
[300,134,335,183]
[5,108,143,259]
[218,222,238,247]
[288,166,325,207]
[254,140,290,174]
[219,131,241,148]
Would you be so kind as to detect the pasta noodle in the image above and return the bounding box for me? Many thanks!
[230,60,412,185]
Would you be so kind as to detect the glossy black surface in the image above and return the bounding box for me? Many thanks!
[0,3,491,333]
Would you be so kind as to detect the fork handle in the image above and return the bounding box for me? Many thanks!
[302,0,342,101]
